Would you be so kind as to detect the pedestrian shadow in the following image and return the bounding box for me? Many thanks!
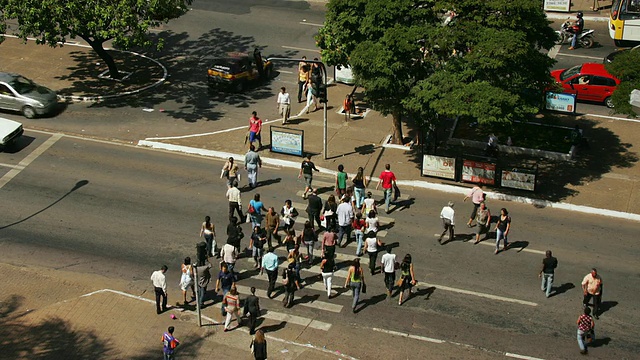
[590,337,612,348]
[302,274,322,286]
[326,144,378,160]
[355,293,387,313]
[379,222,395,231]
[400,286,436,305]
[551,282,575,297]
[599,301,618,315]
[295,294,320,306]
[506,240,529,252]
[315,186,334,195]
[258,320,287,333]
[331,287,350,298]
[284,117,309,125]
[246,177,282,189]
[236,268,260,281]
[393,197,416,212]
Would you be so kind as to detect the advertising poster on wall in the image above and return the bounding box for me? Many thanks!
[544,0,571,12]
[545,92,577,114]
[462,159,496,185]
[422,155,456,180]
[501,168,537,191]
[270,127,304,157]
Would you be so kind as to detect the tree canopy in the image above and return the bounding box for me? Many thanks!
[316,0,557,144]
[0,0,192,79]
[605,51,640,116]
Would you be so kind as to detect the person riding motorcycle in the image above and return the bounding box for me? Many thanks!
[569,12,584,50]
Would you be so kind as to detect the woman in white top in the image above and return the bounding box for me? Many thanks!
[364,233,383,275]
[281,199,299,233]
[180,257,196,305]
[365,210,379,234]
[361,191,377,215]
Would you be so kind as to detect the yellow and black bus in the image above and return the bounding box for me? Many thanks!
[609,0,640,46]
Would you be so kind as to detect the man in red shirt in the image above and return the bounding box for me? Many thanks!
[376,164,397,214]
[248,111,263,150]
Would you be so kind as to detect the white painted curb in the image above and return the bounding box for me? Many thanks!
[137,140,640,222]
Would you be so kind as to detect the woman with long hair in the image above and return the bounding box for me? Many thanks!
[323,194,338,231]
[251,329,268,360]
[301,220,316,263]
[345,258,366,312]
[365,209,379,235]
[352,212,366,257]
[494,208,511,254]
[200,215,216,258]
[249,193,268,229]
[179,257,196,305]
[361,191,377,216]
[352,167,368,209]
[398,254,417,305]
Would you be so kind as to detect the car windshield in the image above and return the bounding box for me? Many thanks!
[9,76,37,95]
[560,65,583,81]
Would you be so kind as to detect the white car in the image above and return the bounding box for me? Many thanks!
[0,117,23,149]
[335,65,355,85]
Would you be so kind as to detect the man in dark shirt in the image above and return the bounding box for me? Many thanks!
[298,155,319,199]
[195,260,212,307]
[226,216,244,253]
[243,286,261,334]
[539,250,558,298]
[306,189,323,229]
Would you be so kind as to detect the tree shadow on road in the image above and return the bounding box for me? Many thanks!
[0,294,112,359]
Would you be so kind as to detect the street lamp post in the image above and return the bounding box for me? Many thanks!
[267,57,328,160]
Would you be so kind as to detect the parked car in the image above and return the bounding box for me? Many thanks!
[603,45,640,64]
[0,117,24,149]
[207,49,273,92]
[0,72,58,118]
[550,63,620,108]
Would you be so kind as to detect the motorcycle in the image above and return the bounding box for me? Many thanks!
[555,20,594,48]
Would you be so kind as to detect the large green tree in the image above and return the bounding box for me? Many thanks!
[317,0,557,144]
[605,50,640,116]
[0,0,192,79]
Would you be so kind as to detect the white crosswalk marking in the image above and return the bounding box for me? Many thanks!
[233,284,342,313]
[208,301,333,331]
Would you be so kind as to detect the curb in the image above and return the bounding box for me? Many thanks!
[545,12,609,22]
[1,35,168,102]
[136,140,640,222]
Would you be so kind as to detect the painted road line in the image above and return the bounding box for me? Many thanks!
[587,113,640,123]
[547,45,561,59]
[555,53,603,60]
[273,243,369,265]
[236,262,351,280]
[233,283,343,313]
[432,234,546,256]
[0,162,24,170]
[505,353,545,360]
[144,118,282,141]
[299,21,324,27]
[420,282,538,306]
[281,45,321,53]
[292,201,395,224]
[234,268,344,299]
[0,133,63,190]
[372,328,446,344]
[278,70,294,74]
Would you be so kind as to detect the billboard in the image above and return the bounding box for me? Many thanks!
[422,155,456,180]
[270,127,304,157]
[462,159,496,185]
[501,168,536,192]
[543,0,571,12]
[545,92,577,114]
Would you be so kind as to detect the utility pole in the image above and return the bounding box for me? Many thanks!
[267,57,328,159]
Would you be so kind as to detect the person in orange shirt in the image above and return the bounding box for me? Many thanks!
[582,268,603,319]
[343,94,353,121]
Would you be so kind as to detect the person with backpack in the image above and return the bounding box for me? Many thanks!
[162,326,180,360]
[282,258,301,308]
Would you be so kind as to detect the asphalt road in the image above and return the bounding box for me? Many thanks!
[1,130,638,359]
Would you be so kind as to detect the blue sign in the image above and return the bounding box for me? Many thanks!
[545,92,576,114]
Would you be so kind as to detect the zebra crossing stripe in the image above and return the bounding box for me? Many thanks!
[297,179,411,201]
[233,284,343,313]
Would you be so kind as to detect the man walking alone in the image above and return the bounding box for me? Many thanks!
[539,250,558,298]
[245,144,262,189]
[438,201,455,244]
[151,265,169,314]
[277,87,291,125]
[376,164,397,214]
[261,247,279,298]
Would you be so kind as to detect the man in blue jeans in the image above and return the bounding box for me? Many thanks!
[376,163,397,214]
[539,250,558,298]
[569,12,584,50]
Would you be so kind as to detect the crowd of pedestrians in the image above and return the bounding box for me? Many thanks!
[153,148,608,357]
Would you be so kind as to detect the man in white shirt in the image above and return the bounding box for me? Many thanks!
[439,201,455,244]
[226,182,243,220]
[336,195,354,247]
[277,87,291,125]
[220,242,238,272]
[150,265,168,314]
[380,246,397,297]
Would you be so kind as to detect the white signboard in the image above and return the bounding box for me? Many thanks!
[544,0,571,12]
[422,155,456,180]
[501,169,536,191]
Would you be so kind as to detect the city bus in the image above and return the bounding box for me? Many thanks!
[609,0,640,46]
